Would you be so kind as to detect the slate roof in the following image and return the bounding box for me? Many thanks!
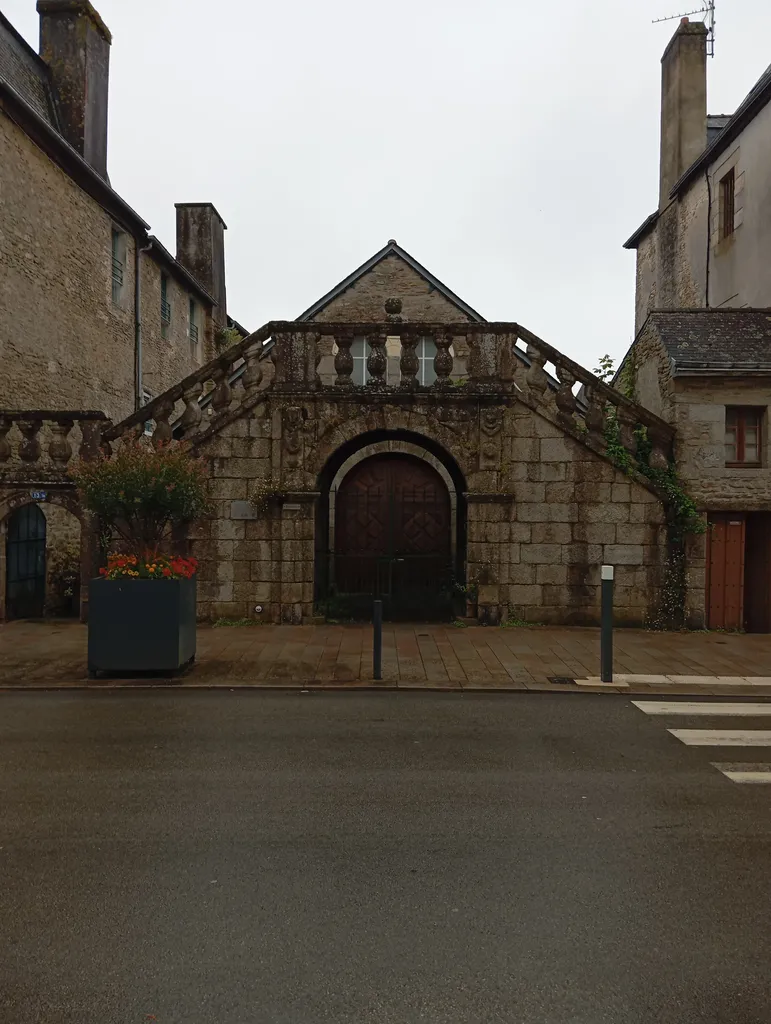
[0,10,59,129]
[645,309,771,374]
[297,239,485,322]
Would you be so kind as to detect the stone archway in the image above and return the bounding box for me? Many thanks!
[0,490,95,622]
[316,437,464,621]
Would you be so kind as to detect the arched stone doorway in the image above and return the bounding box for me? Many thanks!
[5,504,47,619]
[323,448,456,620]
[0,493,91,622]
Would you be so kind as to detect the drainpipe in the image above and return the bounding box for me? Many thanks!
[705,169,712,307]
[134,237,154,411]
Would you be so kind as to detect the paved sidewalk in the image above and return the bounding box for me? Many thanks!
[2,620,771,693]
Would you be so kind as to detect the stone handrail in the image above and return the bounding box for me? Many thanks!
[102,323,275,443]
[104,319,675,468]
[0,411,111,478]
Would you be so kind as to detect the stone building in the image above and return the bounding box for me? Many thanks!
[0,0,241,618]
[0,2,238,421]
[622,18,771,631]
[0,237,676,627]
[2,8,769,633]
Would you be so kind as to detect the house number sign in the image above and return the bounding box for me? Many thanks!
[30,490,47,501]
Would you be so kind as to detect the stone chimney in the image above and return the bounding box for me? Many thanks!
[659,17,708,208]
[37,1,111,181]
[174,204,228,326]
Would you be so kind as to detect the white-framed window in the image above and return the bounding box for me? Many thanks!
[111,228,127,304]
[351,336,370,385]
[417,337,437,385]
[189,298,199,345]
[161,274,171,338]
[142,389,154,436]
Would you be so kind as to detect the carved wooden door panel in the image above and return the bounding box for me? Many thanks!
[334,455,452,619]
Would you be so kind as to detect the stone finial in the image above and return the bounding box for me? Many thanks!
[385,297,403,323]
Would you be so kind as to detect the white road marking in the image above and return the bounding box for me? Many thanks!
[633,701,771,716]
[711,763,771,784]
[668,729,771,746]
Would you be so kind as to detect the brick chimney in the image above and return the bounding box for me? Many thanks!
[37,0,111,181]
[175,204,228,326]
[659,17,708,208]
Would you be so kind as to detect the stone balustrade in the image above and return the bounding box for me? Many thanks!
[0,411,110,482]
[101,319,675,469]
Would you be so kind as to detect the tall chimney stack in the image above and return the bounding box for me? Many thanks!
[175,204,228,327]
[37,0,111,181]
[659,17,708,208]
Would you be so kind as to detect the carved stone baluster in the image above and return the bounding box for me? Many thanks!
[48,418,74,466]
[17,420,42,462]
[180,382,204,433]
[554,364,577,427]
[211,361,233,414]
[334,330,354,388]
[80,421,102,461]
[525,344,548,400]
[618,406,637,457]
[649,436,670,470]
[583,385,606,440]
[366,332,388,387]
[433,331,453,388]
[0,417,12,463]
[399,330,419,389]
[151,398,174,447]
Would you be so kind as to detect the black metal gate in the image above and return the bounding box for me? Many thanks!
[330,455,453,621]
[6,504,46,620]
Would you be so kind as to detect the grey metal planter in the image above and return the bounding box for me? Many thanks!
[87,576,196,677]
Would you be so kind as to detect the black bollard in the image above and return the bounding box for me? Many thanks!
[373,599,383,681]
[600,565,614,683]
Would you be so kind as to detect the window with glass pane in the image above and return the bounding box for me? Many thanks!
[725,407,762,466]
[351,337,370,385]
[417,337,437,385]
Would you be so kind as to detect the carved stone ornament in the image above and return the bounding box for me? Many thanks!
[480,407,504,438]
[283,407,303,466]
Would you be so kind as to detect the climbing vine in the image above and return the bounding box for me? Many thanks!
[603,414,704,540]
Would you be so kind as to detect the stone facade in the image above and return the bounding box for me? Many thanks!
[0,114,215,422]
[626,21,771,332]
[309,253,476,324]
[186,390,667,627]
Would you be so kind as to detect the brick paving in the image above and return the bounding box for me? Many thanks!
[2,620,771,693]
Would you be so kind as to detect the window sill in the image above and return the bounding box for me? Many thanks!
[725,462,762,469]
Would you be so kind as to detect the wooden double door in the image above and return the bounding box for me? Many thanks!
[707,512,771,632]
[333,454,453,620]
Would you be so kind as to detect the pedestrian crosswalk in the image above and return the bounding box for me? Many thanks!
[632,699,771,784]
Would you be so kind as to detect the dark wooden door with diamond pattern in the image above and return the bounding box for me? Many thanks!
[333,455,452,620]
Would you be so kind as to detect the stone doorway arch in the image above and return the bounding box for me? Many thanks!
[317,437,465,621]
[0,491,93,622]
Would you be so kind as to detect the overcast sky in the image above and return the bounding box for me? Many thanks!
[7,0,771,369]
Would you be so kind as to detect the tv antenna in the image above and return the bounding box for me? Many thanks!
[653,1,716,56]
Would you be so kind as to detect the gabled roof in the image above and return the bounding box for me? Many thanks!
[296,239,485,322]
[643,308,771,375]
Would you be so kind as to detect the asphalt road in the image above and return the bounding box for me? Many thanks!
[1,691,770,1024]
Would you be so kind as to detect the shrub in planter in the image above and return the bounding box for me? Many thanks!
[69,442,210,677]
